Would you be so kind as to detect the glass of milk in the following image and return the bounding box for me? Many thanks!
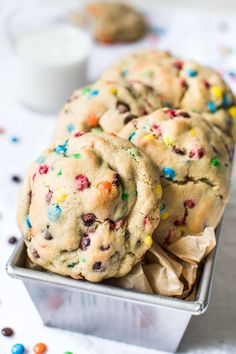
[7,4,92,113]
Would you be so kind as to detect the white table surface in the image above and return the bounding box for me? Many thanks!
[0,1,236,353]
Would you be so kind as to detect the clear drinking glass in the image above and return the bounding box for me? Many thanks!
[6,0,92,114]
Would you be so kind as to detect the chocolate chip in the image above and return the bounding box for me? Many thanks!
[31,249,40,258]
[124,230,130,240]
[80,236,91,251]
[92,261,104,272]
[11,175,21,183]
[116,101,130,113]
[112,173,121,187]
[177,111,190,118]
[44,230,53,240]
[82,213,96,226]
[109,220,116,230]
[8,236,18,245]
[124,114,137,125]
[100,244,111,251]
[1,327,14,337]
[172,147,186,155]
[136,240,142,246]
[46,191,53,204]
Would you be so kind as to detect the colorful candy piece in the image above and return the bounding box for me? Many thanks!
[161,211,169,220]
[67,123,75,132]
[155,184,162,198]
[211,158,220,168]
[189,147,205,159]
[74,131,85,138]
[54,140,68,155]
[210,86,223,99]
[128,131,137,141]
[54,190,68,203]
[11,343,25,354]
[88,89,99,99]
[122,191,129,201]
[36,155,45,164]
[75,175,90,191]
[187,69,198,77]
[184,199,196,208]
[39,164,49,175]
[96,181,112,193]
[1,327,14,336]
[142,134,155,142]
[33,342,47,354]
[162,167,176,180]
[26,215,32,228]
[87,113,99,127]
[144,235,153,247]
[207,101,217,113]
[228,106,236,117]
[110,87,118,94]
[48,204,62,221]
[81,87,91,94]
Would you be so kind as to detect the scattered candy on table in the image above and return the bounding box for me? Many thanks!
[1,327,14,336]
[33,342,47,353]
[11,343,25,354]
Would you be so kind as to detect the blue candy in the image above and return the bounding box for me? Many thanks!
[187,69,198,77]
[10,136,19,143]
[54,140,68,155]
[48,204,62,221]
[160,203,166,214]
[26,215,32,228]
[222,94,231,108]
[162,167,176,181]
[207,101,217,113]
[12,343,25,354]
[67,123,76,133]
[88,89,99,99]
[128,131,137,141]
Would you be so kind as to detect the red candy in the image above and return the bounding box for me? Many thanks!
[173,61,183,70]
[74,131,85,138]
[32,173,36,181]
[189,147,205,159]
[152,124,162,136]
[164,109,177,118]
[39,164,49,175]
[75,175,90,191]
[184,199,196,208]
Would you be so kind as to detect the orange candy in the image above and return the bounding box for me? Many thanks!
[33,342,47,354]
[96,181,112,193]
[87,113,99,127]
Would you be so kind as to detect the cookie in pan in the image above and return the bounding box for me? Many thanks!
[17,133,162,282]
[54,79,162,141]
[119,108,231,247]
[102,50,236,142]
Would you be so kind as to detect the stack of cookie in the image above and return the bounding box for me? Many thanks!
[17,50,235,296]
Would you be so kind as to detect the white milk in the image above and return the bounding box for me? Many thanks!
[15,25,91,113]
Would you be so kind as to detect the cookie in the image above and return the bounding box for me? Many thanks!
[86,2,148,43]
[54,79,162,142]
[102,50,236,142]
[17,133,161,282]
[119,108,231,247]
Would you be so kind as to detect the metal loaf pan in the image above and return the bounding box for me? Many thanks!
[6,224,222,353]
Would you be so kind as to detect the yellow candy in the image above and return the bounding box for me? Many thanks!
[54,190,68,203]
[110,88,117,95]
[229,106,236,117]
[163,135,174,146]
[145,235,153,248]
[142,134,155,142]
[210,86,223,99]
[155,184,162,198]
[190,129,196,137]
[161,212,169,220]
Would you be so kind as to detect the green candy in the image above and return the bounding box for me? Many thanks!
[72,153,81,159]
[122,192,129,201]
[211,158,220,168]
[57,169,62,176]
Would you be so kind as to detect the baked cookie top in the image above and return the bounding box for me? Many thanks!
[17,133,161,282]
[119,108,231,246]
[102,50,236,141]
[54,79,162,142]
[86,2,148,43]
